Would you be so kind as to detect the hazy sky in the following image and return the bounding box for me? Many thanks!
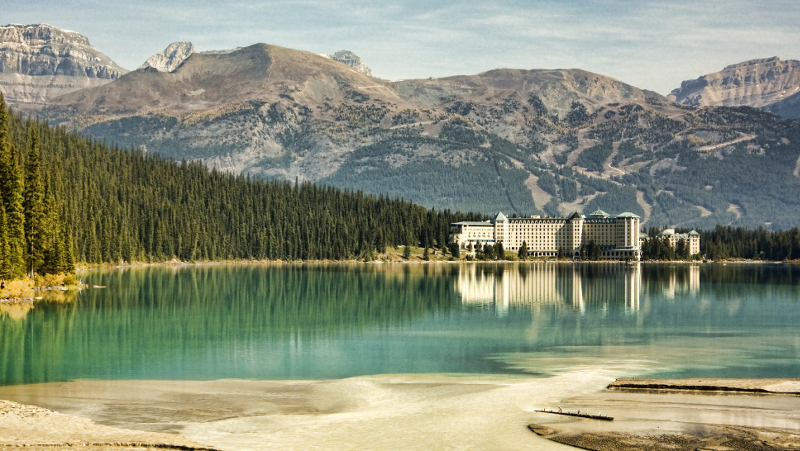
[6,0,800,94]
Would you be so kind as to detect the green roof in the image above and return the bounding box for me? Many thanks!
[689,230,700,236]
[494,212,508,222]
[616,212,640,218]
[453,221,493,226]
[589,210,609,217]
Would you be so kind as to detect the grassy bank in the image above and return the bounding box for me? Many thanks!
[0,273,82,302]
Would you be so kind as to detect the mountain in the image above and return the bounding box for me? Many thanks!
[669,57,800,119]
[43,43,394,179]
[0,23,127,108]
[40,43,656,180]
[140,41,194,72]
[393,68,660,117]
[15,33,800,230]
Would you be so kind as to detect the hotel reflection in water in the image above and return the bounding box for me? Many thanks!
[455,264,700,315]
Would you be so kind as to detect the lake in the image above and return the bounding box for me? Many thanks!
[2,263,800,386]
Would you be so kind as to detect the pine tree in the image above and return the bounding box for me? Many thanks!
[0,94,25,278]
[448,242,460,258]
[60,221,75,273]
[483,243,495,260]
[518,241,528,260]
[0,204,9,280]
[494,242,505,260]
[41,186,66,274]
[589,241,600,261]
[403,245,411,259]
[23,127,45,274]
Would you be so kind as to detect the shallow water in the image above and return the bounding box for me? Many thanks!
[0,373,617,451]
[1,263,800,385]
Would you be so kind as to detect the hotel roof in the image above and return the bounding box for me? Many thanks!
[452,221,493,226]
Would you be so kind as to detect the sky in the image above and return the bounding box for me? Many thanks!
[6,0,800,94]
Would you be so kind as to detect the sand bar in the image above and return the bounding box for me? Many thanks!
[531,379,800,450]
[609,377,800,395]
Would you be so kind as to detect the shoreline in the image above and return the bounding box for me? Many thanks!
[75,257,788,274]
[3,376,799,451]
[0,399,217,451]
[0,274,84,304]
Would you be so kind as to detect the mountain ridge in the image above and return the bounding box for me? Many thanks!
[669,57,800,119]
[0,23,127,106]
[1,24,798,230]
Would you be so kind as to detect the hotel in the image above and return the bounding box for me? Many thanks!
[449,210,642,260]
[642,228,701,256]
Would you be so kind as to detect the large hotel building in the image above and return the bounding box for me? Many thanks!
[450,210,643,260]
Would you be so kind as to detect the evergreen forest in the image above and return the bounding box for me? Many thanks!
[0,97,74,280]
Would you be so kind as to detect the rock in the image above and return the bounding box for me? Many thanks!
[139,41,195,73]
[528,424,558,436]
[329,50,373,77]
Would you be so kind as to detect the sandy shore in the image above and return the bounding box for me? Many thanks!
[3,376,800,450]
[0,399,216,450]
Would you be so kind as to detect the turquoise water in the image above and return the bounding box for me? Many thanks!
[1,263,799,385]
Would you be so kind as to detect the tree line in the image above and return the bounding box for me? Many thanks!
[700,226,800,261]
[641,226,800,261]
[0,95,482,271]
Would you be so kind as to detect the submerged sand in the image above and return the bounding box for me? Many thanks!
[2,376,800,451]
[0,374,604,451]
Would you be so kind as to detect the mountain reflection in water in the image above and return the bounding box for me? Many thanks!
[1,263,799,385]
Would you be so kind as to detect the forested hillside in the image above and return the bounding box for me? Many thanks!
[0,95,481,267]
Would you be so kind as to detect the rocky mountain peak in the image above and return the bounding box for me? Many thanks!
[722,56,782,70]
[140,41,194,73]
[669,57,800,118]
[329,50,372,77]
[0,23,128,106]
[0,23,127,78]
